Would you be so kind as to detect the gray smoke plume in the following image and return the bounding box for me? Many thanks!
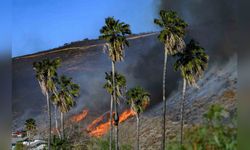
[159,0,237,63]
[126,0,238,108]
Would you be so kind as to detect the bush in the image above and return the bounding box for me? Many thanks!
[51,136,71,150]
[87,138,132,150]
[15,142,27,150]
[43,135,71,150]
[166,104,237,150]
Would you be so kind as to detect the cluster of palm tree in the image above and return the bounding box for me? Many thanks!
[154,10,209,149]
[100,9,208,150]
[32,9,208,150]
[100,17,131,150]
[33,58,80,150]
[100,17,152,150]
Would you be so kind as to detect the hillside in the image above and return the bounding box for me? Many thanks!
[12,32,163,130]
[117,56,237,149]
[12,32,237,149]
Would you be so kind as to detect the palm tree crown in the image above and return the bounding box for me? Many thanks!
[25,118,36,131]
[154,10,188,55]
[174,39,209,87]
[52,75,80,113]
[103,71,126,100]
[33,58,61,95]
[99,17,132,62]
[126,86,150,114]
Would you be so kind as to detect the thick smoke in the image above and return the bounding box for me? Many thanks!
[123,35,180,106]
[125,0,238,108]
[159,0,237,63]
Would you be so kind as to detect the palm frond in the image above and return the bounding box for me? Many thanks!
[154,10,187,55]
[99,17,131,62]
[174,39,209,87]
[126,86,150,114]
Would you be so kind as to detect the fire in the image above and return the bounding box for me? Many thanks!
[71,109,89,123]
[119,109,136,123]
[87,109,136,137]
[88,122,110,137]
[87,112,108,130]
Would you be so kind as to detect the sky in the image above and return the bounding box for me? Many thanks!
[12,0,160,57]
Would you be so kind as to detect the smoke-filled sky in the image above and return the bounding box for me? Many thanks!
[13,0,160,57]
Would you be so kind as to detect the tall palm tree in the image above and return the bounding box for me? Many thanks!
[154,10,187,149]
[103,71,127,147]
[126,86,150,150]
[52,75,80,139]
[33,58,61,150]
[25,118,36,147]
[99,16,131,150]
[174,39,209,145]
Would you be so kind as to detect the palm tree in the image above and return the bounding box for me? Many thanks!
[99,16,131,150]
[126,86,150,150]
[52,75,80,139]
[154,10,187,149]
[33,58,61,149]
[103,71,127,147]
[50,82,61,139]
[53,104,61,139]
[174,39,209,145]
[25,118,37,147]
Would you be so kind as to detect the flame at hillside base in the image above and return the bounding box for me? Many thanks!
[87,111,112,131]
[88,109,136,137]
[70,109,89,123]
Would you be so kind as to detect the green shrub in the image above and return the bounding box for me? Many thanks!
[51,136,71,150]
[87,138,132,150]
[43,135,71,150]
[15,142,27,150]
[166,104,237,150]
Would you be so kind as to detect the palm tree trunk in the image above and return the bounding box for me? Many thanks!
[28,131,31,150]
[180,78,186,145]
[46,92,51,150]
[162,49,168,150]
[112,61,119,150]
[54,105,61,139]
[110,95,114,150]
[136,114,140,150]
[78,122,81,133]
[115,123,119,150]
[61,112,64,139]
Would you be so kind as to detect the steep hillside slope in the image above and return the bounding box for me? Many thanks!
[117,56,237,149]
[12,32,167,130]
[12,31,237,140]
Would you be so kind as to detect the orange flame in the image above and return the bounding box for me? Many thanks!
[119,109,136,123]
[88,109,136,137]
[87,112,109,131]
[70,109,89,123]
